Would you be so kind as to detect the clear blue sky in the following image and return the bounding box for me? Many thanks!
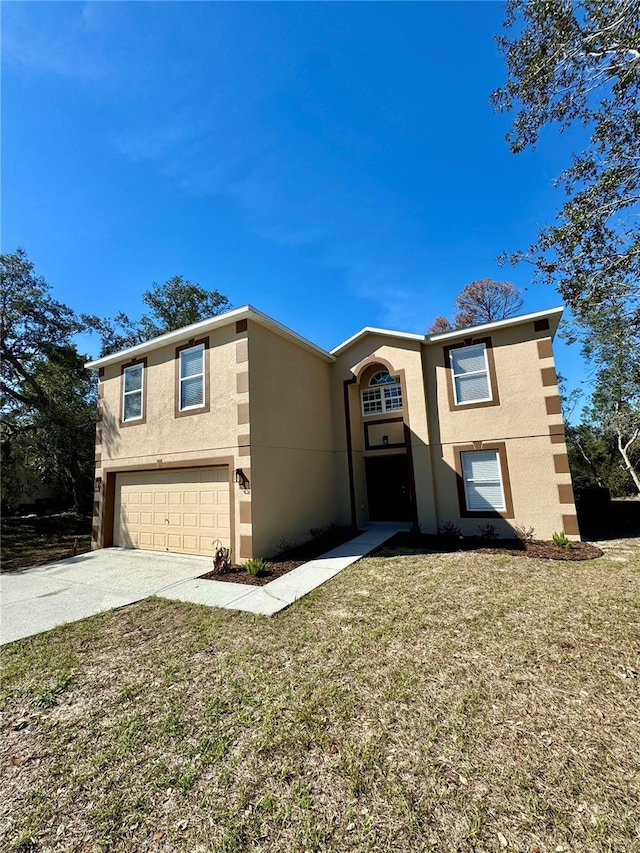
[2,1,588,396]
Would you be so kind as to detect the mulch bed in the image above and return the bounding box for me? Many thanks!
[198,560,306,587]
[380,532,603,561]
[198,528,603,587]
[198,525,360,587]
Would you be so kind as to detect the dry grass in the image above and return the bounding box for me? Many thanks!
[1,514,92,574]
[1,541,639,852]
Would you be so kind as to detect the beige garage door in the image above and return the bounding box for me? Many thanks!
[114,467,230,556]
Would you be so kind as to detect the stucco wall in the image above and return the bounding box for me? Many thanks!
[423,321,577,539]
[248,322,336,557]
[94,322,249,556]
[332,334,438,532]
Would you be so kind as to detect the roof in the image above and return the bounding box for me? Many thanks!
[330,306,564,355]
[85,305,336,369]
[86,304,564,370]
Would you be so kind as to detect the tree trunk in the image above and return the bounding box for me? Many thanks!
[618,432,640,494]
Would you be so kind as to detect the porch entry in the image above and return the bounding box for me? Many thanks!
[365,454,412,521]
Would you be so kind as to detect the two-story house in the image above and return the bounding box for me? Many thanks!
[86,304,579,560]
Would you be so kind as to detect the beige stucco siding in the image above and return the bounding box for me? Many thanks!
[99,323,239,464]
[95,322,248,557]
[332,334,438,532]
[428,325,558,447]
[248,322,336,557]
[424,322,576,539]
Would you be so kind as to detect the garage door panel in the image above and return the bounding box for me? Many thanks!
[114,467,230,556]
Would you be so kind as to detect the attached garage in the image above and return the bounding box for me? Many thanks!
[114,467,230,556]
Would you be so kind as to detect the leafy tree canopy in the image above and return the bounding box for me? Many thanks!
[493,0,640,493]
[492,0,640,329]
[428,279,524,333]
[1,248,85,417]
[92,275,231,356]
[1,249,95,511]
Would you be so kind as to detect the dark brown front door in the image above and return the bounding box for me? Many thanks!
[365,454,412,521]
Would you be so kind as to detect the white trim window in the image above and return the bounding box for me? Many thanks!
[450,343,491,405]
[361,371,403,416]
[179,343,205,411]
[122,363,144,422]
[461,450,505,511]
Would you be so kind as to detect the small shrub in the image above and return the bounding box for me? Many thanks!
[514,524,535,544]
[552,531,572,550]
[438,521,463,543]
[438,521,462,539]
[477,523,498,540]
[243,557,269,577]
[212,541,232,574]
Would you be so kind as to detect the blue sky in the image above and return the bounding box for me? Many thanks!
[2,1,587,395]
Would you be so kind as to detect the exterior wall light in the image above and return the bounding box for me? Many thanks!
[94,476,103,493]
[235,468,248,487]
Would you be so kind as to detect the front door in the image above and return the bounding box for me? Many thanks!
[365,454,412,521]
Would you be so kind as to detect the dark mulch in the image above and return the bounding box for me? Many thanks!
[199,560,306,586]
[199,525,360,586]
[379,532,603,561]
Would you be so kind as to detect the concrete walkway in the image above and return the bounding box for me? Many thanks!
[1,524,405,644]
[159,523,407,615]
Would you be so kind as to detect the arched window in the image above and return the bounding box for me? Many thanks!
[361,370,403,416]
[369,371,396,386]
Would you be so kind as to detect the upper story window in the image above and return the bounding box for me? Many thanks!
[361,371,403,416]
[122,363,144,422]
[179,343,205,411]
[450,343,491,405]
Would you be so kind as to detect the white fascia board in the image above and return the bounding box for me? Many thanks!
[85,305,335,370]
[331,327,426,356]
[427,307,564,343]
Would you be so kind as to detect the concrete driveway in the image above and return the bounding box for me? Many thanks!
[0,549,211,645]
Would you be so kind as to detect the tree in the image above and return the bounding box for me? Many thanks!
[452,278,524,326]
[580,294,639,492]
[560,374,638,496]
[92,275,231,356]
[427,278,524,332]
[427,315,453,334]
[1,249,96,511]
[492,0,639,334]
[493,1,640,493]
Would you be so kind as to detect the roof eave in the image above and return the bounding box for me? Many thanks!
[426,307,564,343]
[85,305,335,370]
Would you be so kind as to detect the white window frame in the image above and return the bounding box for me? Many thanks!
[450,343,492,406]
[461,449,506,512]
[361,373,403,417]
[122,363,144,422]
[179,343,205,412]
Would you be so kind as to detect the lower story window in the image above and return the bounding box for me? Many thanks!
[461,449,505,512]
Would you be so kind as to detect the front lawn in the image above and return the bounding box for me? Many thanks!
[1,543,638,852]
[1,513,92,573]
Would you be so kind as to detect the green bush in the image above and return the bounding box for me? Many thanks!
[243,557,269,577]
[552,531,572,550]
